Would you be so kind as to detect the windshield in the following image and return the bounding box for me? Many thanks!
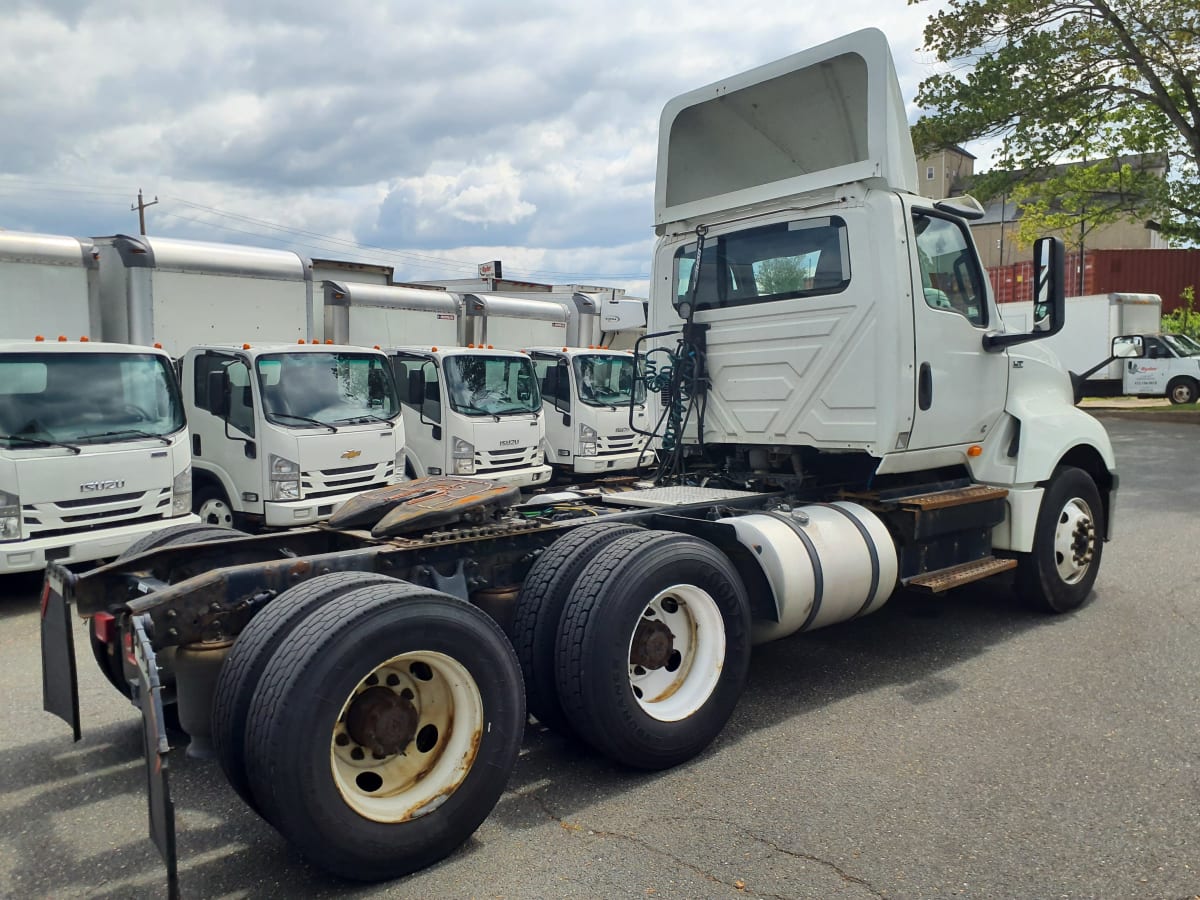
[0,352,184,448]
[1161,333,1200,357]
[256,352,399,427]
[443,355,541,416]
[573,354,645,407]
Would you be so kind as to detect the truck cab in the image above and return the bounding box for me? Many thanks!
[0,339,197,573]
[529,347,652,474]
[1113,332,1200,403]
[182,342,406,528]
[648,27,1115,566]
[387,346,551,488]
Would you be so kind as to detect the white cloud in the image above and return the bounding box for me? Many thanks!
[0,0,951,286]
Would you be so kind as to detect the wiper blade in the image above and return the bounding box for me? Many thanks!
[268,413,338,432]
[333,414,395,428]
[79,429,171,445]
[0,433,82,454]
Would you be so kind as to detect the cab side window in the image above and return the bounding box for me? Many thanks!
[913,212,987,328]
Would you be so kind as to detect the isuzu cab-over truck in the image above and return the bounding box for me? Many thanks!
[94,235,408,528]
[322,281,552,487]
[41,29,1116,895]
[1,231,198,574]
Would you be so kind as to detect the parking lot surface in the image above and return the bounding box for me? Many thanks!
[1,416,1197,899]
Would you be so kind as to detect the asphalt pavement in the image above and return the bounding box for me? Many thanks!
[1,416,1197,899]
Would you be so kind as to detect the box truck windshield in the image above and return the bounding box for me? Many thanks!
[443,355,540,417]
[256,352,399,428]
[574,354,644,407]
[0,352,184,447]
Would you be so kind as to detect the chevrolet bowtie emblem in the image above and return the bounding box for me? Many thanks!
[341,449,362,460]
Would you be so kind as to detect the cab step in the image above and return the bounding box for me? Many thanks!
[904,556,1017,593]
[896,484,1009,511]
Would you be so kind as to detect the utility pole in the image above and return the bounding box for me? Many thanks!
[131,188,159,235]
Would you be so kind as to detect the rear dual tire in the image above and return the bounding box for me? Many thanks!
[239,584,525,882]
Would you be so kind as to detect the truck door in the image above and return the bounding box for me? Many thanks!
[1121,336,1173,395]
[906,206,1008,450]
[189,351,263,509]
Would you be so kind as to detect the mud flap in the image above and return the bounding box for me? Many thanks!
[40,564,80,741]
[131,614,179,900]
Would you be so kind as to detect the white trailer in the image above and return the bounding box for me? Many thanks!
[1,231,198,575]
[94,235,407,527]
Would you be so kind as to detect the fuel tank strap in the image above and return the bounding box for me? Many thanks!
[764,510,824,632]
[811,503,880,617]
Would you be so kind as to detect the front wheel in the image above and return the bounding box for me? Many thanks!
[554,531,751,770]
[1016,466,1104,613]
[242,584,525,882]
[194,484,237,528]
[1166,377,1198,405]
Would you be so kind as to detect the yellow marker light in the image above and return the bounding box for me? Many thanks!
[967,445,983,458]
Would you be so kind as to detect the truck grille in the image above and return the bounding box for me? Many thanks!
[597,433,641,456]
[21,488,169,539]
[301,461,393,500]
[475,445,541,474]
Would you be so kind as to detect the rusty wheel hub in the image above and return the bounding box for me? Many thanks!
[345,686,419,757]
[630,618,675,670]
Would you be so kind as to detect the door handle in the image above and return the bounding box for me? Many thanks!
[918,362,933,410]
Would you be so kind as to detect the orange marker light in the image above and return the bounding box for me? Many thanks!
[79,336,89,342]
[34,335,44,342]
[967,445,983,457]
[373,344,381,350]
[297,338,306,344]
[325,339,333,345]
[243,343,252,350]
[153,342,163,349]
[58,335,68,342]
[431,346,438,352]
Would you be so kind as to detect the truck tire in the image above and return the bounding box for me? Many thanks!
[194,483,238,529]
[211,571,402,810]
[242,584,525,882]
[554,531,752,770]
[1166,376,1198,405]
[510,522,644,735]
[1016,465,1104,614]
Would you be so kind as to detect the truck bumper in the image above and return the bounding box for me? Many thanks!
[264,482,408,527]
[476,464,553,490]
[572,450,651,475]
[1,513,202,575]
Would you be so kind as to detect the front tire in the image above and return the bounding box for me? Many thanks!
[242,584,525,881]
[194,484,237,528]
[1017,466,1104,613]
[554,531,751,770]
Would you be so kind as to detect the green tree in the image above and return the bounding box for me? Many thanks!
[755,257,812,294]
[1162,285,1199,338]
[910,0,1200,243]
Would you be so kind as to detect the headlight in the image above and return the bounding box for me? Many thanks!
[0,489,20,542]
[171,466,192,516]
[579,423,598,457]
[452,438,475,475]
[269,454,302,501]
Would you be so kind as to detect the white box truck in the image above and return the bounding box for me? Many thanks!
[43,29,1118,893]
[323,281,552,487]
[94,235,407,528]
[1,231,198,574]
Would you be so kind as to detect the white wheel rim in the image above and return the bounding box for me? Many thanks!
[1053,497,1095,585]
[331,650,483,823]
[198,498,233,527]
[626,584,725,722]
[1172,384,1192,404]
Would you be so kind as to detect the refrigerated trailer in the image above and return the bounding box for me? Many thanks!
[42,28,1117,895]
[1,231,198,574]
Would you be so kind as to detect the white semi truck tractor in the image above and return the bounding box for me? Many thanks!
[42,28,1116,894]
[1,231,198,575]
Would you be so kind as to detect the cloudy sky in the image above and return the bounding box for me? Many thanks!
[0,0,954,294]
